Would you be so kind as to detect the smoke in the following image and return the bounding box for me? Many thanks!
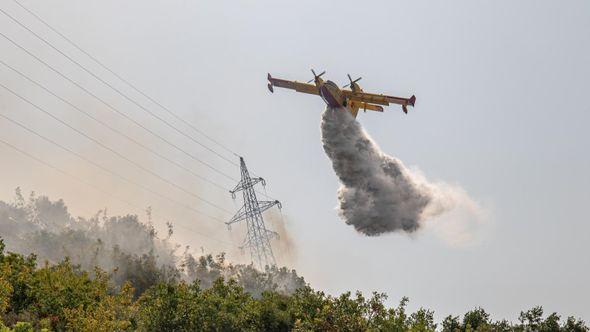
[0,188,306,296]
[265,209,297,266]
[321,107,485,241]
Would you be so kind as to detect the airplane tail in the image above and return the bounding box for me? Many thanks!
[402,95,416,114]
[267,73,274,93]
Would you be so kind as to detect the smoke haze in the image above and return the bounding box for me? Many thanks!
[265,209,297,266]
[321,107,484,240]
[0,189,305,296]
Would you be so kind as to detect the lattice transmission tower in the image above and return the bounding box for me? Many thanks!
[227,157,281,269]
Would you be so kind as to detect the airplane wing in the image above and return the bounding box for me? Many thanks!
[342,90,416,113]
[267,74,319,95]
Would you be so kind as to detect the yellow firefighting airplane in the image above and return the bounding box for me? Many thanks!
[267,69,416,118]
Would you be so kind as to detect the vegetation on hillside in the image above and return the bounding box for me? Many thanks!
[0,190,587,331]
[0,189,304,298]
[0,242,587,331]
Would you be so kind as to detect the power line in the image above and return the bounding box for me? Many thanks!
[0,3,283,254]
[0,109,225,224]
[0,86,232,218]
[0,59,231,194]
[0,111,227,226]
[11,0,239,160]
[0,6,240,167]
[0,82,232,214]
[0,30,238,183]
[0,137,237,248]
[3,2,278,200]
[0,8,277,201]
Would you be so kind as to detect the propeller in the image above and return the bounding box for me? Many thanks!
[307,69,326,83]
[343,74,362,88]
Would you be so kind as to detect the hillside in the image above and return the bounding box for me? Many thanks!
[0,190,587,331]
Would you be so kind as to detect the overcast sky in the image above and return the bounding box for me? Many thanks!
[0,0,588,321]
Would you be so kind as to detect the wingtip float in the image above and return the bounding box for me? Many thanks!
[267,70,416,118]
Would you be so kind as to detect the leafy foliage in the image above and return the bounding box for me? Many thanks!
[0,239,588,331]
[0,190,588,331]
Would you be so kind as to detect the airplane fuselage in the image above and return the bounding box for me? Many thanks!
[318,80,346,108]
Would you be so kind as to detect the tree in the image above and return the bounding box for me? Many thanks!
[64,282,136,331]
[408,308,437,331]
[442,315,461,332]
[462,307,491,331]
[1,229,589,332]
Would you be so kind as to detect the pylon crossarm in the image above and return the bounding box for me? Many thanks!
[226,206,247,225]
[257,200,282,214]
[250,177,265,188]
[229,177,265,197]
[229,180,245,197]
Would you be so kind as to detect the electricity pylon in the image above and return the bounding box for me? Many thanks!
[227,157,281,270]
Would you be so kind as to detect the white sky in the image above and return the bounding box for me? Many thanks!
[0,0,588,322]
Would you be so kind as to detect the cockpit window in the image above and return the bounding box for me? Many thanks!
[325,81,338,88]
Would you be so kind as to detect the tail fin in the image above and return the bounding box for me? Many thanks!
[267,73,274,93]
[402,95,415,113]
